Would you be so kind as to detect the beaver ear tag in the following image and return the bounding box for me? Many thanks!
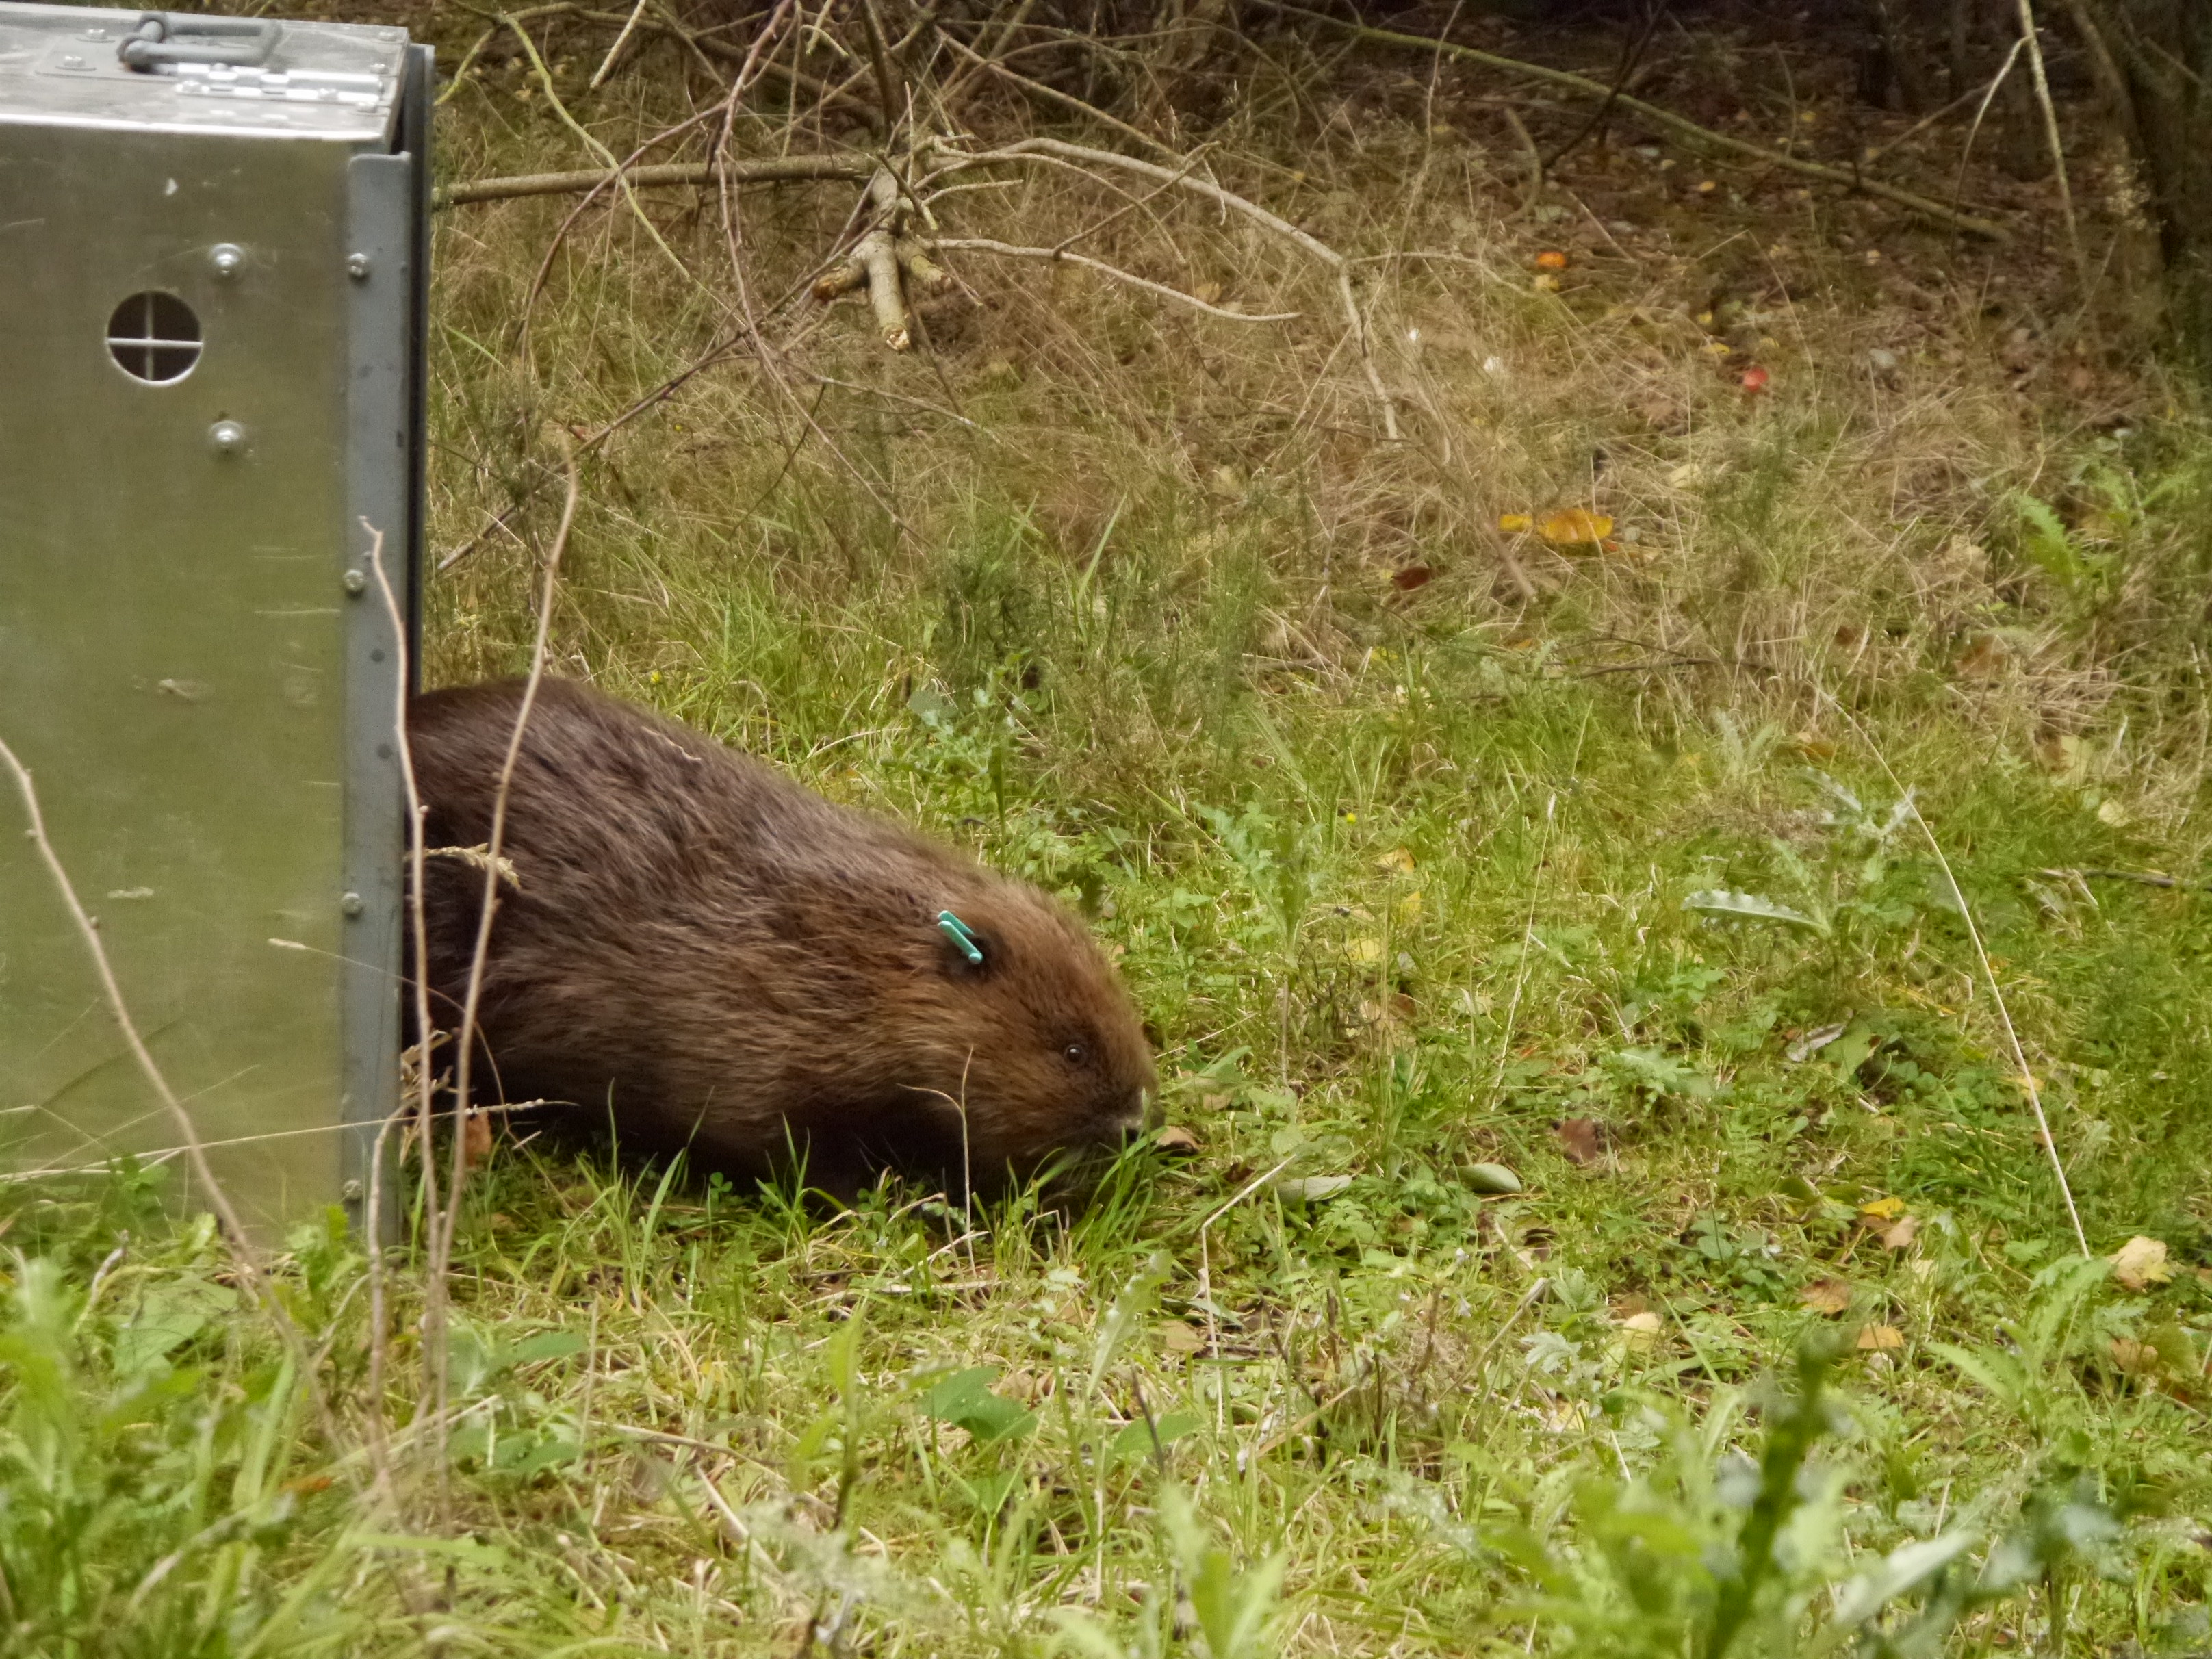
[937,910,985,966]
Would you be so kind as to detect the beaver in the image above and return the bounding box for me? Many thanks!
[407,678,1157,1196]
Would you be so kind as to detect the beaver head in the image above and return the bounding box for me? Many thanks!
[847,874,1159,1185]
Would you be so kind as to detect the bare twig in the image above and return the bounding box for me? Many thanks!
[0,726,348,1456]
[1824,699,2089,1255]
[360,522,424,1513]
[0,743,276,1275]
[438,334,745,571]
[931,237,1299,320]
[1951,34,2030,223]
[2040,866,2205,891]
[420,434,582,1522]
[931,134,1401,437]
[587,0,654,88]
[936,29,1185,163]
[1501,106,1544,217]
[2015,0,2089,293]
[1538,0,1660,172]
[1256,0,2012,241]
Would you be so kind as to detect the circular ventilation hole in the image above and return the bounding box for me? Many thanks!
[106,292,203,383]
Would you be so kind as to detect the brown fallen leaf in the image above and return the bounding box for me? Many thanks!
[1557,1117,1606,1167]
[1154,1125,1201,1155]
[2111,1235,2172,1291]
[1957,633,2006,679]
[2109,1337,2156,1374]
[1391,565,1434,592]
[1857,1324,1905,1351]
[1881,1216,1920,1251]
[1799,1278,1853,1316]
[461,1110,494,1171]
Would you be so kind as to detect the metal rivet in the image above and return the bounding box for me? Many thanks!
[343,569,368,595]
[210,242,244,277]
[59,53,86,69]
[208,420,246,454]
[346,251,371,279]
[341,892,365,918]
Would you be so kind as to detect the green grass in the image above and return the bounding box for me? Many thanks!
[8,10,2212,1654]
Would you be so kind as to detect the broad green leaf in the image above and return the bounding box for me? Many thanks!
[1685,889,1829,934]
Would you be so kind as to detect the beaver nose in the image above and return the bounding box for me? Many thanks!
[1108,1090,1153,1144]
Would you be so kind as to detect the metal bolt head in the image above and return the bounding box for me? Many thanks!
[210,242,244,277]
[343,569,368,595]
[207,420,246,454]
[341,892,365,918]
[346,251,372,279]
[59,52,85,68]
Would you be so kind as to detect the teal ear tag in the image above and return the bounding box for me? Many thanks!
[937,910,985,966]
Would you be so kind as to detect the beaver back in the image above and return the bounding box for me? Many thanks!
[407,678,1156,1192]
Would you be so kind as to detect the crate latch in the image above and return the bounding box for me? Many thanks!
[118,13,281,71]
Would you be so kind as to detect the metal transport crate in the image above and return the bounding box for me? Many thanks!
[0,5,430,1232]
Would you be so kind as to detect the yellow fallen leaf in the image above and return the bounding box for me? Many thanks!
[1620,1310,1664,1348]
[1536,509,1614,547]
[1377,847,1417,875]
[1799,1278,1852,1315]
[2110,1235,2172,1291]
[1498,513,1533,534]
[1532,272,1562,292]
[1857,1324,1905,1351]
[1395,890,1424,926]
[1157,1321,1205,1355]
[1346,937,1383,964]
[1860,1196,1907,1220]
[2096,797,2133,828]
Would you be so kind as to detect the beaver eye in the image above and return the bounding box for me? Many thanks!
[1062,1042,1088,1066]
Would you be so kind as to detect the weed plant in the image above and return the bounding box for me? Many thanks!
[6,10,2212,1655]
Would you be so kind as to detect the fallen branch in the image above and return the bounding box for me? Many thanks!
[438,128,1403,432]
[809,167,940,350]
[434,149,872,209]
[1255,0,2012,242]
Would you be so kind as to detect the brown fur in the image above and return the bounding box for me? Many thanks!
[407,678,1156,1194]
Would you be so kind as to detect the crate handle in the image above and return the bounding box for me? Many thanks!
[118,12,282,70]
